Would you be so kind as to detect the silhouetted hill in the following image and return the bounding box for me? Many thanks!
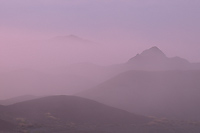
[0,119,16,132]
[0,105,17,132]
[1,95,200,132]
[8,95,149,125]
[0,95,152,132]
[77,70,200,120]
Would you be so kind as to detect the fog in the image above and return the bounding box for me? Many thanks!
[1,1,200,132]
[1,0,200,67]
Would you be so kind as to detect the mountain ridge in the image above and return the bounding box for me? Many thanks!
[123,46,193,71]
[0,95,153,132]
[77,70,200,120]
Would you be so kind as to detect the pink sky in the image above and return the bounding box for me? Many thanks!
[0,0,200,68]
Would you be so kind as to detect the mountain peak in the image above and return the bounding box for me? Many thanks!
[53,35,81,40]
[127,46,167,64]
[51,35,93,44]
[140,46,166,58]
[67,34,81,39]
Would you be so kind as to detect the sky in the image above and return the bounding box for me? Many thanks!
[1,0,200,68]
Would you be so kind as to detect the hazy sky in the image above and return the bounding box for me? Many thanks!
[1,0,200,67]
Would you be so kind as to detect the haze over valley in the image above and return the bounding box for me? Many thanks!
[1,0,200,132]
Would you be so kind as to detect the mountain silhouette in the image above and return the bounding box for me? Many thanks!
[125,46,191,70]
[8,95,149,124]
[1,95,200,132]
[63,46,200,83]
[48,46,200,94]
[0,95,153,132]
[129,46,166,61]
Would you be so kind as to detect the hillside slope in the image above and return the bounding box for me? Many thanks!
[77,70,200,120]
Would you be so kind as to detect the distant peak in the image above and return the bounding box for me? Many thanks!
[144,46,162,52]
[127,46,167,64]
[149,46,160,51]
[53,35,80,40]
[67,34,80,39]
[140,46,166,58]
[50,35,96,44]
[51,35,92,43]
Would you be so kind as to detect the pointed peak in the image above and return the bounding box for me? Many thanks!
[51,35,92,43]
[127,46,167,64]
[143,46,162,52]
[149,46,161,51]
[140,46,166,57]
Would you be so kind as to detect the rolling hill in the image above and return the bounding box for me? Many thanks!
[77,70,200,120]
[0,95,150,132]
[52,46,200,86]
[1,95,200,132]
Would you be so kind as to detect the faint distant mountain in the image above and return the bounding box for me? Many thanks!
[0,95,39,105]
[50,34,94,44]
[52,46,200,87]
[77,70,200,120]
[56,46,200,84]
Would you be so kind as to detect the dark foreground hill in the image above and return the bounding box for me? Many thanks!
[0,95,149,133]
[1,95,200,133]
[77,70,200,120]
[8,95,148,125]
[0,119,16,132]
